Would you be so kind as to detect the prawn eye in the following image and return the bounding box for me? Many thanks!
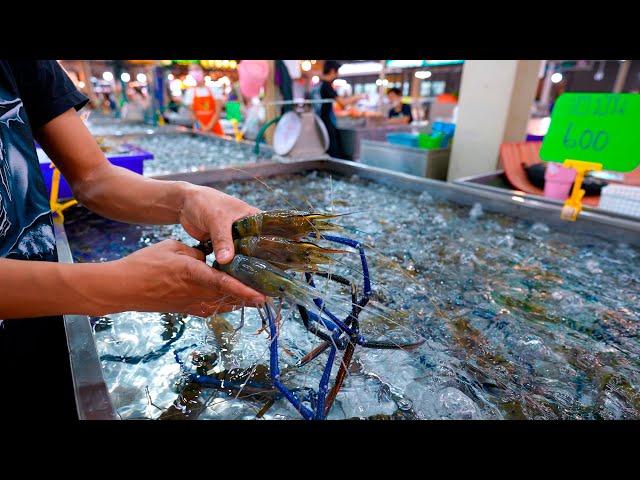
[278,285,286,293]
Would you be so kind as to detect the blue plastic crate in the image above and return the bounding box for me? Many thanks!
[432,121,456,136]
[39,146,154,199]
[386,132,419,148]
[431,122,455,148]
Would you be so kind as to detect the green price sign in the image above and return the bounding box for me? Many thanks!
[540,93,640,172]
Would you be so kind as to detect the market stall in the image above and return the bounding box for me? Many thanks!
[5,58,640,424]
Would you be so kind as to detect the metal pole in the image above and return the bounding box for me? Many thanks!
[264,60,278,145]
[539,60,555,113]
[377,60,386,113]
[613,60,631,93]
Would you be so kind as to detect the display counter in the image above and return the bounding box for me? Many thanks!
[56,158,640,420]
[359,139,451,180]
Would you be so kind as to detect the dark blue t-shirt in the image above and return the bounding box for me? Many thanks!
[0,60,87,262]
[0,60,88,420]
[311,80,338,128]
[388,103,413,122]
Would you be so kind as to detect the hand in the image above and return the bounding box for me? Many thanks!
[179,184,260,264]
[109,240,266,316]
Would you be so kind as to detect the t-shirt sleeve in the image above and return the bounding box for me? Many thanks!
[8,60,89,130]
[403,104,413,122]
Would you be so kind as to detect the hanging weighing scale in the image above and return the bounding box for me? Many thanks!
[271,99,331,160]
[540,93,640,221]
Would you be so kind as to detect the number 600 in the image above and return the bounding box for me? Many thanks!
[563,122,608,151]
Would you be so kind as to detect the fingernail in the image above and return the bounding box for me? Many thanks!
[218,247,231,259]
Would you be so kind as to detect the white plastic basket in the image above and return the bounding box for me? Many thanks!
[599,184,640,218]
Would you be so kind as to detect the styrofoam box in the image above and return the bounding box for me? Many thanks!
[599,184,640,218]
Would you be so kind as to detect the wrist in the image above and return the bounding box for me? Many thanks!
[175,181,198,220]
[94,260,134,314]
[53,261,123,316]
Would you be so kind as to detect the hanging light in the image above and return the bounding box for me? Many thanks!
[78,81,85,88]
[594,61,605,81]
[102,71,114,82]
[136,73,147,83]
[551,72,563,84]
[415,70,432,79]
[311,75,319,84]
[167,73,174,81]
[120,72,130,82]
[339,62,383,76]
[301,60,312,71]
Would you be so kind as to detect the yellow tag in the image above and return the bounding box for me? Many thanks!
[560,159,603,221]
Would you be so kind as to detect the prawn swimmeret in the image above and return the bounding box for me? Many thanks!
[192,209,424,420]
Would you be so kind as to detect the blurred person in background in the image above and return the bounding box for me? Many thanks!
[311,60,365,159]
[101,92,116,114]
[123,86,150,122]
[386,87,413,125]
[183,64,224,135]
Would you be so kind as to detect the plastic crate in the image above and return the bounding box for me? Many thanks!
[386,132,419,148]
[226,101,243,122]
[432,121,455,136]
[38,146,154,199]
[431,121,455,148]
[599,184,640,218]
[418,132,444,149]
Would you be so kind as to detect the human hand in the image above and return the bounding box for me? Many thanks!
[108,240,265,316]
[178,184,260,264]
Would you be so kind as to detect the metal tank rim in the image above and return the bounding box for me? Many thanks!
[453,169,640,225]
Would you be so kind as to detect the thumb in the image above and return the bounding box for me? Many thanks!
[207,216,235,264]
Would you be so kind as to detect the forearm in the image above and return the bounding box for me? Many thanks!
[344,95,361,106]
[0,259,124,319]
[35,108,192,225]
[206,102,223,130]
[387,116,409,125]
[72,162,192,225]
[202,115,217,132]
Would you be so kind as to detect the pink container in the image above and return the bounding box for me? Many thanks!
[544,163,576,200]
